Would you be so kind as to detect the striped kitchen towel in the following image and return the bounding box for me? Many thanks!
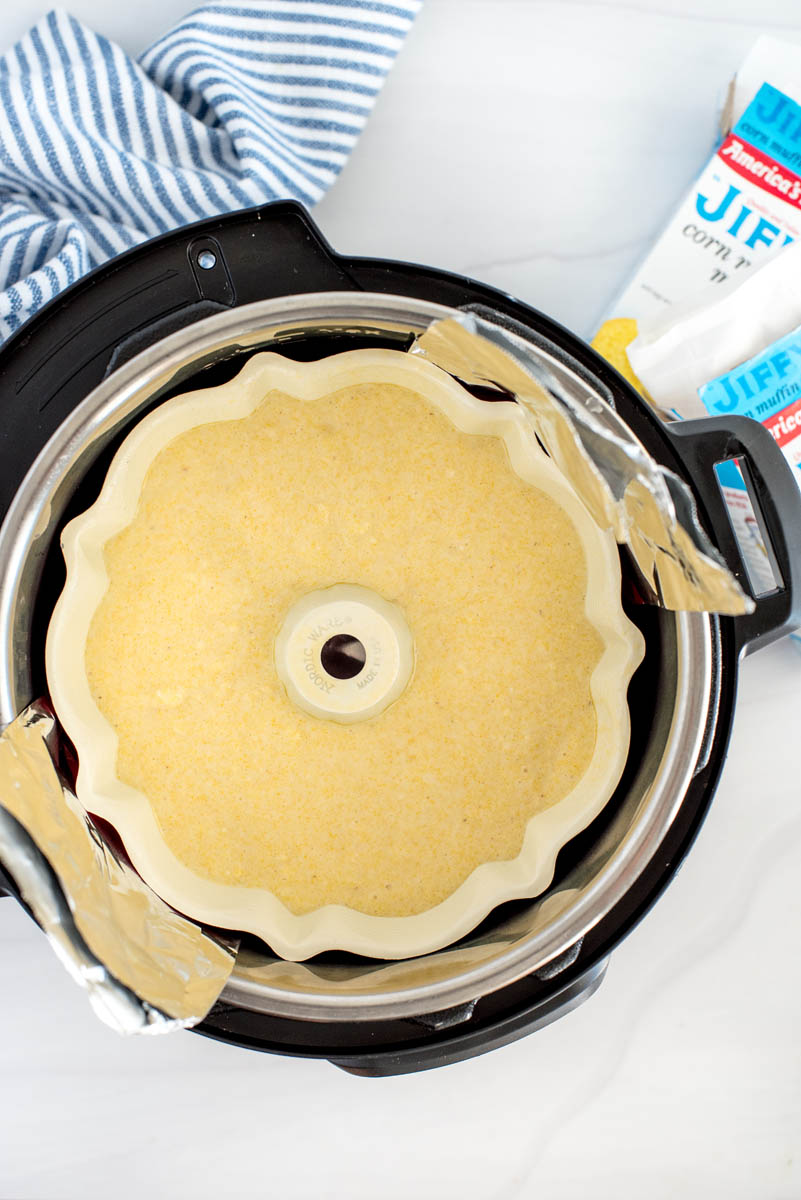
[0,2,421,343]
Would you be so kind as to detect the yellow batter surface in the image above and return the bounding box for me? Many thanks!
[86,381,603,917]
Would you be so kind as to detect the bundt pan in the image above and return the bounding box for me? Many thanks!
[0,202,799,1074]
[45,346,643,960]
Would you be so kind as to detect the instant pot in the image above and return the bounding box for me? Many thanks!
[1,201,799,1075]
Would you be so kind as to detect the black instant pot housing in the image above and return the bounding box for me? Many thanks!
[1,202,800,1075]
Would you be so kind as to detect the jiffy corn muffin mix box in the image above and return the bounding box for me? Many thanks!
[593,37,801,386]
[593,38,801,637]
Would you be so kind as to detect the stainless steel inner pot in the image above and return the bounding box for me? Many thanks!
[0,292,713,1021]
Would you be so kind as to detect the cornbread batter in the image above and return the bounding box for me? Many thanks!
[85,380,603,917]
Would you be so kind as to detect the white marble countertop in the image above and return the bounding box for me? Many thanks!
[2,2,801,1197]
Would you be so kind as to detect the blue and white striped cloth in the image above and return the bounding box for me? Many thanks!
[0,2,421,342]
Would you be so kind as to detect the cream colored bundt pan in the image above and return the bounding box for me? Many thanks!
[46,349,644,961]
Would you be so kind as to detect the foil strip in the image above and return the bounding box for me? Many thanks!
[0,700,237,1034]
[412,311,753,615]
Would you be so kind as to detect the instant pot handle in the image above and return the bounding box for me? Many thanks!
[667,415,801,654]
